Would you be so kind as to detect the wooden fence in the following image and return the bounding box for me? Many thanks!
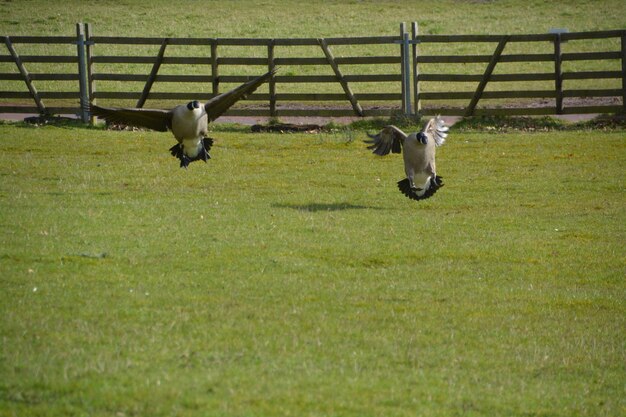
[1,23,624,121]
[412,24,626,116]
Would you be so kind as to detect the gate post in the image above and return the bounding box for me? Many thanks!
[402,31,412,116]
[399,23,411,116]
[412,22,420,115]
[76,23,89,123]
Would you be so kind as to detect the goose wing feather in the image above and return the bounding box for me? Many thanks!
[424,115,448,147]
[204,69,276,122]
[89,105,172,132]
[364,125,407,156]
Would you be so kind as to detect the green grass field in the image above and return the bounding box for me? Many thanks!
[2,0,625,37]
[0,121,624,416]
[1,1,625,415]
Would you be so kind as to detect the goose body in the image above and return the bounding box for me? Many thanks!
[365,116,448,201]
[171,101,208,161]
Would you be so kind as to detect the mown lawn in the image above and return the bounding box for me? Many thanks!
[3,0,625,37]
[0,123,624,416]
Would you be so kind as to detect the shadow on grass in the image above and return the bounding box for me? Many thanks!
[272,202,385,212]
[0,117,103,130]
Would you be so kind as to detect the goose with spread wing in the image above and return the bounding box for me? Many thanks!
[89,69,275,168]
[365,116,448,201]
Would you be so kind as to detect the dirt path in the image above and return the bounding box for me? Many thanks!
[0,112,603,127]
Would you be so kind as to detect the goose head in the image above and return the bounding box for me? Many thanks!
[186,100,201,111]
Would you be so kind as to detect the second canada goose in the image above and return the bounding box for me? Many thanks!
[89,69,276,168]
[365,116,448,201]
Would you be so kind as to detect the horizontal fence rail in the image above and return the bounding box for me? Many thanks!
[1,23,624,121]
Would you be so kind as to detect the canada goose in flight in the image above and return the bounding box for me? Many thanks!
[365,116,448,201]
[89,69,276,168]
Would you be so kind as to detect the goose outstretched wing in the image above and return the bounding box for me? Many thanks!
[204,69,276,122]
[364,125,407,156]
[89,105,172,132]
[423,115,448,147]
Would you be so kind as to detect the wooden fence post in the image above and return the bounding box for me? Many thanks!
[465,35,510,117]
[84,22,96,124]
[136,37,169,108]
[211,41,219,96]
[268,39,276,118]
[76,23,90,122]
[4,36,47,115]
[400,22,407,114]
[622,31,626,111]
[553,33,564,114]
[318,38,363,117]
[412,21,420,115]
[401,31,412,115]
